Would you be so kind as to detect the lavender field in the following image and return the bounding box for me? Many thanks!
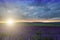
[0,22,60,40]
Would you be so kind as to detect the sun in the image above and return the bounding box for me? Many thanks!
[6,19,14,25]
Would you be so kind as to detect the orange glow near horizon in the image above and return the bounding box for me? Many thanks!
[0,19,60,23]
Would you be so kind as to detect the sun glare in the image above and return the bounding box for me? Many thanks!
[6,19,14,25]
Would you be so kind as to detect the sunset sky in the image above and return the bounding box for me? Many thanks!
[0,0,60,22]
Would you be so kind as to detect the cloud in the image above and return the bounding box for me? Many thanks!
[0,0,60,20]
[21,2,60,19]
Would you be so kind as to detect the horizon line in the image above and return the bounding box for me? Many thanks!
[0,19,60,23]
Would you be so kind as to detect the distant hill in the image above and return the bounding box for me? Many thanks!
[16,22,60,26]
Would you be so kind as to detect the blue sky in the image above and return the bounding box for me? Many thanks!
[0,0,60,20]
